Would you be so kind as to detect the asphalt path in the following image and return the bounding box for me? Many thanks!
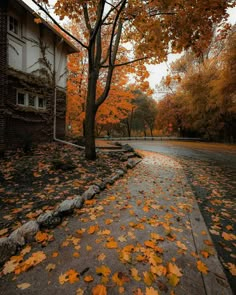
[119,140,236,292]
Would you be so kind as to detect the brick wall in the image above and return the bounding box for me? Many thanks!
[0,0,8,153]
[5,70,66,149]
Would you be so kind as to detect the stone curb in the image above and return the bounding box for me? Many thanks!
[0,147,142,266]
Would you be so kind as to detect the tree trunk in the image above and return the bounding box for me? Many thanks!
[85,69,97,160]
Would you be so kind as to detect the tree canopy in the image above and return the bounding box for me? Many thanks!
[35,0,235,158]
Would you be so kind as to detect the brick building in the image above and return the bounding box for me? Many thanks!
[0,0,77,153]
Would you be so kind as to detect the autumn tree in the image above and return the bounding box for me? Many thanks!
[35,0,234,159]
[156,26,236,141]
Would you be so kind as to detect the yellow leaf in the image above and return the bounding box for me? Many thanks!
[59,269,79,284]
[88,225,99,234]
[131,268,141,281]
[119,287,125,294]
[176,241,187,251]
[222,232,236,241]
[167,274,180,286]
[112,272,130,286]
[200,251,209,258]
[106,241,118,249]
[76,288,84,295]
[73,252,80,258]
[86,245,92,251]
[96,265,111,277]
[97,253,106,261]
[146,287,159,295]
[92,285,107,295]
[84,275,94,282]
[150,233,164,241]
[167,263,182,277]
[227,263,236,276]
[143,271,153,286]
[197,260,208,274]
[105,219,113,225]
[15,251,46,275]
[150,265,167,276]
[20,245,31,256]
[46,263,56,272]
[17,283,31,290]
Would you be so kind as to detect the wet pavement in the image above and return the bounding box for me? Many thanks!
[0,151,232,295]
[120,140,236,292]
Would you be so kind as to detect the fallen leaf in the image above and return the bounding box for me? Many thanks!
[167,263,182,277]
[130,268,141,281]
[88,225,99,234]
[167,274,180,286]
[59,269,79,284]
[112,272,130,286]
[143,271,153,286]
[176,241,187,251]
[96,265,111,277]
[106,241,118,249]
[84,275,94,282]
[46,263,56,272]
[227,263,236,276]
[76,288,84,295]
[92,285,107,295]
[197,260,208,274]
[17,283,31,290]
[146,287,159,295]
[97,253,106,261]
[222,232,236,241]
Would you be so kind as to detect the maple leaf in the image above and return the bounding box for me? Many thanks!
[92,285,107,295]
[35,231,53,245]
[106,241,118,249]
[150,265,167,277]
[176,241,187,251]
[227,263,236,276]
[88,225,99,234]
[222,232,236,241]
[17,283,31,290]
[97,253,106,261]
[143,271,154,286]
[112,272,130,286]
[52,251,59,258]
[59,269,79,284]
[146,287,159,295]
[96,265,111,277]
[167,274,180,287]
[197,260,208,274]
[76,288,84,295]
[84,275,94,282]
[46,263,56,272]
[14,251,46,275]
[130,268,141,281]
[167,263,182,277]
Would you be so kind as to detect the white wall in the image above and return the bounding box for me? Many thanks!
[7,1,70,89]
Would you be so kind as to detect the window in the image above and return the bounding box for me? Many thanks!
[16,91,46,110]
[38,97,46,109]
[8,16,19,36]
[17,92,26,106]
[28,94,36,107]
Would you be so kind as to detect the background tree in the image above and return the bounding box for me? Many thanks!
[156,26,236,141]
[35,0,234,158]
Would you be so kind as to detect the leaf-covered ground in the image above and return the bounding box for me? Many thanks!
[0,152,231,295]
[0,143,126,235]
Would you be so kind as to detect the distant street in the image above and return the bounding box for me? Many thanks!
[121,140,236,290]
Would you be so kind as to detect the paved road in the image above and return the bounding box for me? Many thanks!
[120,140,236,292]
